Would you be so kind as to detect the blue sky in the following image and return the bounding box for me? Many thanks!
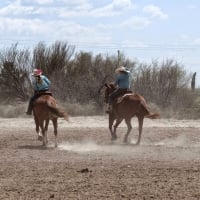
[0,0,200,83]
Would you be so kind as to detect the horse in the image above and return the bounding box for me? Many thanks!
[104,83,160,145]
[33,94,69,148]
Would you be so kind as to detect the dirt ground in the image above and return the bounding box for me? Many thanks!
[1,116,200,200]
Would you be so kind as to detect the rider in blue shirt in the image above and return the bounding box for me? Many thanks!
[107,66,131,113]
[26,69,51,115]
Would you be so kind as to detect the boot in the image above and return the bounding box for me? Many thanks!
[106,104,113,114]
[26,103,32,115]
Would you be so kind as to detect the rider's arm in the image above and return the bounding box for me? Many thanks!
[43,76,51,86]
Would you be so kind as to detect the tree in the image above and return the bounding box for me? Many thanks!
[0,44,31,101]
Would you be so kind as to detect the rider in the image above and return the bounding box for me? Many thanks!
[106,66,131,113]
[26,68,51,115]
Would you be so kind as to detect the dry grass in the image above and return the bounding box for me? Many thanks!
[0,95,200,119]
[0,102,27,118]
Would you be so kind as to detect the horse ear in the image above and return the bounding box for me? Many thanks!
[110,83,115,89]
[104,83,108,88]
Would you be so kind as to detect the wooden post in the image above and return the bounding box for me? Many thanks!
[117,50,120,67]
[191,72,196,91]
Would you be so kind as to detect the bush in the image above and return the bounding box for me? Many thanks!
[0,41,198,119]
[57,101,103,116]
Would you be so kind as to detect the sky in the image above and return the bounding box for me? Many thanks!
[0,0,200,84]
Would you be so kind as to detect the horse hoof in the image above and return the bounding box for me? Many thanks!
[38,136,43,141]
[123,137,128,143]
[42,143,47,147]
[111,137,117,141]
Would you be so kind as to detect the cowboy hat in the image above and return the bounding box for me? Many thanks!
[115,66,130,73]
[32,69,42,76]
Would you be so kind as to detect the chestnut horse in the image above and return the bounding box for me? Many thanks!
[104,83,159,145]
[33,94,69,147]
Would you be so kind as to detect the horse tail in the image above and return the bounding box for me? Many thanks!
[145,113,160,119]
[47,102,69,121]
[140,102,160,119]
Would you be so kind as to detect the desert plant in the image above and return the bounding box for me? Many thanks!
[133,59,190,108]
[0,44,32,102]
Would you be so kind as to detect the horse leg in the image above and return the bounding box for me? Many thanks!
[123,118,132,143]
[39,120,47,147]
[113,118,123,140]
[34,116,42,141]
[136,116,144,145]
[109,113,115,140]
[44,119,49,144]
[44,119,49,132]
[52,118,58,148]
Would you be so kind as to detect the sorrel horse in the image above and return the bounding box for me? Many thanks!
[33,94,69,147]
[104,83,160,145]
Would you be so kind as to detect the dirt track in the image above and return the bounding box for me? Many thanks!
[1,116,200,199]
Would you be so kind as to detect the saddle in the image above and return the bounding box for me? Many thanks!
[114,90,133,104]
[35,90,52,98]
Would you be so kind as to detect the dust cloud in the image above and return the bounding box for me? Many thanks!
[58,136,200,162]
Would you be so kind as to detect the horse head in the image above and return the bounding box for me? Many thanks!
[104,83,116,103]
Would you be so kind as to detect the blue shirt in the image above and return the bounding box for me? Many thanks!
[33,75,51,91]
[114,72,130,89]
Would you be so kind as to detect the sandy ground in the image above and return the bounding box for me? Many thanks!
[1,116,200,199]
